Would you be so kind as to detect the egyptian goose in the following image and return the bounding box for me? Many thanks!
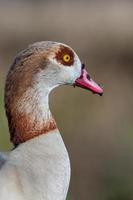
[0,41,103,200]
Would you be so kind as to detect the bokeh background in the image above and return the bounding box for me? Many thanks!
[0,0,133,199]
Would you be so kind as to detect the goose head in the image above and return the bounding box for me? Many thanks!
[27,41,103,94]
[5,41,103,146]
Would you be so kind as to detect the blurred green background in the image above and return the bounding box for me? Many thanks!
[0,0,133,199]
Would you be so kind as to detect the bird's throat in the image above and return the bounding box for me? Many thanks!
[6,85,57,146]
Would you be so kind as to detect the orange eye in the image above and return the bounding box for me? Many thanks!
[63,54,71,62]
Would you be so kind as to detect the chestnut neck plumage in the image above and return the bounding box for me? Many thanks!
[6,80,57,146]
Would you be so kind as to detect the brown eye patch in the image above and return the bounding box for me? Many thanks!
[55,45,74,66]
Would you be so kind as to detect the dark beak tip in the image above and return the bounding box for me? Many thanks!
[99,93,103,96]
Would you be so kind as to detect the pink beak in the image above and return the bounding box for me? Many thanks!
[74,64,103,96]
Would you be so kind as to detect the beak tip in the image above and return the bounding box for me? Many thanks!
[99,92,103,96]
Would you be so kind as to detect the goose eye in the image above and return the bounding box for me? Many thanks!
[55,45,74,66]
[63,54,71,62]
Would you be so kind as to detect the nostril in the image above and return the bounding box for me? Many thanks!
[87,74,90,80]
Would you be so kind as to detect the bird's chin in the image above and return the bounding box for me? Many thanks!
[74,64,103,96]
